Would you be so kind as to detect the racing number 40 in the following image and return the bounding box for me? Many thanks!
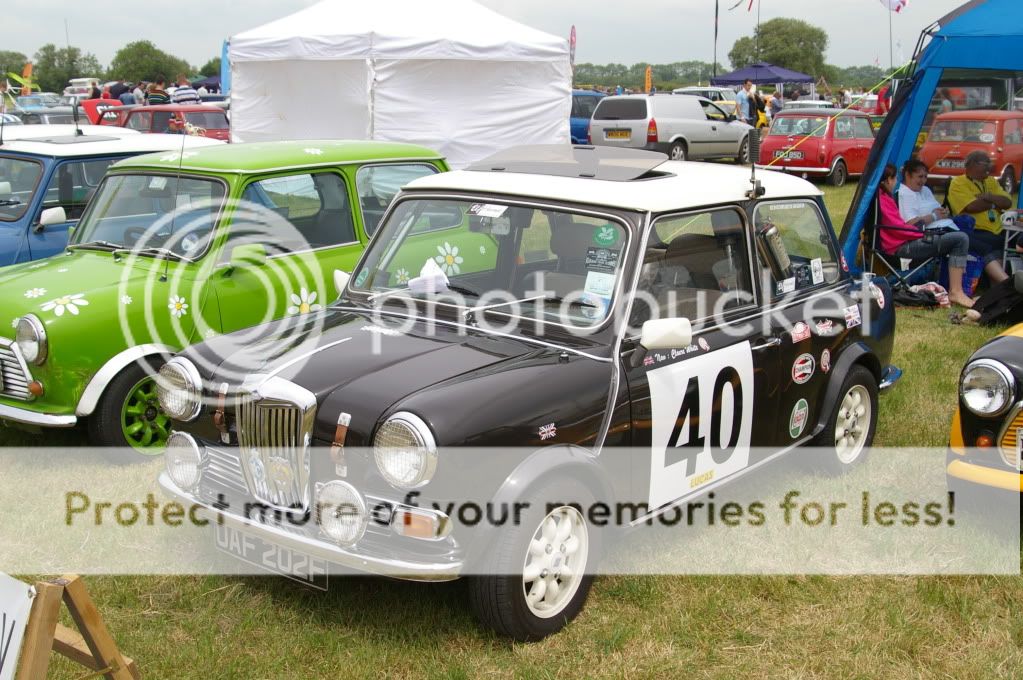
[666,366,744,475]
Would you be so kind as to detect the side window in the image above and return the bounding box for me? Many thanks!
[355,164,438,236]
[834,118,855,139]
[753,201,840,296]
[151,112,173,133]
[127,112,152,131]
[852,117,875,139]
[1004,120,1022,145]
[238,172,354,254]
[700,100,727,122]
[632,208,754,327]
[40,159,115,220]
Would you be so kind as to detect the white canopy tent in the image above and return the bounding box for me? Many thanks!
[229,0,572,168]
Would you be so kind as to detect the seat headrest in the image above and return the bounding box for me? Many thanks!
[665,233,720,259]
[550,221,598,259]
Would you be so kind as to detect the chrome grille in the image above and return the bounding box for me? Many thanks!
[235,379,316,511]
[998,402,1023,470]
[203,446,247,495]
[0,340,31,401]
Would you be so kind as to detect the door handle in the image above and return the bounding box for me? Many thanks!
[751,338,782,351]
[711,126,718,131]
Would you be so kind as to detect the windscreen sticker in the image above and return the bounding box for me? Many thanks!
[767,202,805,211]
[811,258,824,285]
[593,225,619,247]
[579,293,610,320]
[776,277,796,295]
[468,203,507,218]
[585,247,621,273]
[584,271,616,297]
[148,177,168,190]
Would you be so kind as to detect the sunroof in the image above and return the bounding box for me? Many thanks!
[467,145,669,181]
[28,135,120,145]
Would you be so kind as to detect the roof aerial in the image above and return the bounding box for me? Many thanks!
[467,145,669,181]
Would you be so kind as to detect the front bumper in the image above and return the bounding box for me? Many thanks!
[158,472,464,581]
[947,458,1023,493]
[0,401,77,427]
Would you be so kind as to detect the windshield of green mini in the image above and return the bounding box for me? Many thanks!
[350,197,630,329]
[0,156,43,221]
[70,173,226,258]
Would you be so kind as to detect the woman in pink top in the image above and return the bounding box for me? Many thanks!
[878,163,973,307]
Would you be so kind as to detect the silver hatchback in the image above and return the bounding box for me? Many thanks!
[588,94,753,163]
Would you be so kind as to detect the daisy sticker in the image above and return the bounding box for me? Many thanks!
[169,295,189,318]
[434,242,463,276]
[57,268,68,273]
[10,319,18,329]
[121,295,133,305]
[303,148,324,155]
[41,294,89,317]
[24,288,46,299]
[394,268,410,285]
[287,288,321,315]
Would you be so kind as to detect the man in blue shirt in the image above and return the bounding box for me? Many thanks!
[735,79,753,125]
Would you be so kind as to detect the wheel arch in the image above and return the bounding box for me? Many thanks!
[810,342,880,438]
[75,344,175,417]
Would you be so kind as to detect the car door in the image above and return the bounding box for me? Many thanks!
[830,117,857,172]
[696,99,735,157]
[750,199,848,449]
[622,206,783,512]
[27,156,118,260]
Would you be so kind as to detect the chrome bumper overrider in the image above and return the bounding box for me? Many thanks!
[158,472,464,581]
[0,402,77,427]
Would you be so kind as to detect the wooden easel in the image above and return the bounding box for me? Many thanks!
[16,575,139,680]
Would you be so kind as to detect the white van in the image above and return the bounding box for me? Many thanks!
[588,94,753,163]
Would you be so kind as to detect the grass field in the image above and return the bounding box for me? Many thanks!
[10,183,1023,679]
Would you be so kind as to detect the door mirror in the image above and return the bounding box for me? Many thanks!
[725,114,736,123]
[631,318,693,369]
[334,269,351,295]
[229,243,267,269]
[1014,269,1023,296]
[38,206,67,228]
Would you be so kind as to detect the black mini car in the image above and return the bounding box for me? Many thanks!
[157,146,900,639]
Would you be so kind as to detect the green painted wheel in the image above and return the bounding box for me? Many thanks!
[119,375,170,453]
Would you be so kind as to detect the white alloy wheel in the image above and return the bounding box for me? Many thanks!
[834,384,871,464]
[522,505,589,619]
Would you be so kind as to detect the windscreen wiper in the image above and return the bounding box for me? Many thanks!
[0,199,22,207]
[67,240,123,252]
[132,246,187,262]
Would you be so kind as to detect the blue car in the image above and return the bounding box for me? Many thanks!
[0,130,222,266]
[570,89,604,144]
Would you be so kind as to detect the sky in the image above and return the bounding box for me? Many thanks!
[4,0,970,72]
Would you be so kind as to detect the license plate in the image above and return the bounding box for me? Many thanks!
[774,149,803,160]
[938,159,965,169]
[605,129,631,140]
[215,523,329,590]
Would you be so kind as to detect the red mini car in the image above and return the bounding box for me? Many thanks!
[919,109,1023,195]
[756,108,876,186]
[98,104,231,142]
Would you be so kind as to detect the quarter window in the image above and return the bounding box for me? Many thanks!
[753,201,840,296]
[239,172,354,252]
[355,164,438,236]
[852,117,875,139]
[41,159,117,220]
[632,208,754,326]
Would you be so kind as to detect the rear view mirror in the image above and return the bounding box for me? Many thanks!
[38,207,67,228]
[229,243,267,270]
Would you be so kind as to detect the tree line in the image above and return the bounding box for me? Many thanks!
[0,42,220,93]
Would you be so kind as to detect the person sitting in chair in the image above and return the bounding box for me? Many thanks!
[878,163,974,307]
[948,150,1012,284]
[898,159,960,231]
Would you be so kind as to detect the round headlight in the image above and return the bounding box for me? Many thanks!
[373,412,438,489]
[15,315,47,365]
[157,358,202,422]
[961,359,1015,417]
[316,481,367,545]
[165,431,203,491]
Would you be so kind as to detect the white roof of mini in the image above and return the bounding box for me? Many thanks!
[0,124,139,141]
[0,133,223,158]
[405,160,823,213]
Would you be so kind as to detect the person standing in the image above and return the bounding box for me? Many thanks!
[109,79,129,100]
[949,150,1013,284]
[132,81,146,105]
[171,75,200,104]
[146,77,170,105]
[735,79,753,125]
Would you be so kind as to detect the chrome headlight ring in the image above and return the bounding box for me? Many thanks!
[15,314,47,365]
[157,357,203,422]
[372,411,438,490]
[960,358,1015,418]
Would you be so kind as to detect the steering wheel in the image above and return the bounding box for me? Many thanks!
[123,226,148,246]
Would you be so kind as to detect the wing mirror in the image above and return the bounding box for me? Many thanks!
[630,318,693,369]
[1014,270,1023,296]
[228,243,267,270]
[334,269,351,295]
[36,206,67,233]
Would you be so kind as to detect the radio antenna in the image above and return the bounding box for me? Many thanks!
[745,150,764,200]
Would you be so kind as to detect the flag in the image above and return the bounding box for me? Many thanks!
[727,0,744,10]
[747,0,755,11]
[570,25,577,69]
[879,0,908,13]
[645,65,652,94]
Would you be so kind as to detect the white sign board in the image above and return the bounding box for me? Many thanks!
[0,573,34,680]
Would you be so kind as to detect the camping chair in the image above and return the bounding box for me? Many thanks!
[862,193,940,291]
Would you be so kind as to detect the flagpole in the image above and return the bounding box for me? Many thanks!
[888,7,894,71]
[714,0,719,79]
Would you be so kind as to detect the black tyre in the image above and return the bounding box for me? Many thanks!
[999,166,1017,196]
[736,135,750,164]
[827,159,848,187]
[88,358,171,464]
[669,140,687,161]
[468,479,598,641]
[810,365,878,474]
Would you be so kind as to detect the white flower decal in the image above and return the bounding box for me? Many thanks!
[169,295,189,318]
[41,293,89,317]
[159,151,199,162]
[121,295,133,305]
[287,288,321,315]
[24,288,46,299]
[434,242,464,276]
[204,328,217,338]
[57,268,68,273]
[303,148,323,155]
[10,319,18,329]
[479,245,487,255]
[28,262,47,270]
[394,268,410,285]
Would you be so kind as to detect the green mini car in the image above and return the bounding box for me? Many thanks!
[0,140,448,457]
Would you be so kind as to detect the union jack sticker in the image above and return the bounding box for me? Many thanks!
[539,423,557,441]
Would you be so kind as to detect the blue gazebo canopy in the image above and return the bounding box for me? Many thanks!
[710,62,814,86]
